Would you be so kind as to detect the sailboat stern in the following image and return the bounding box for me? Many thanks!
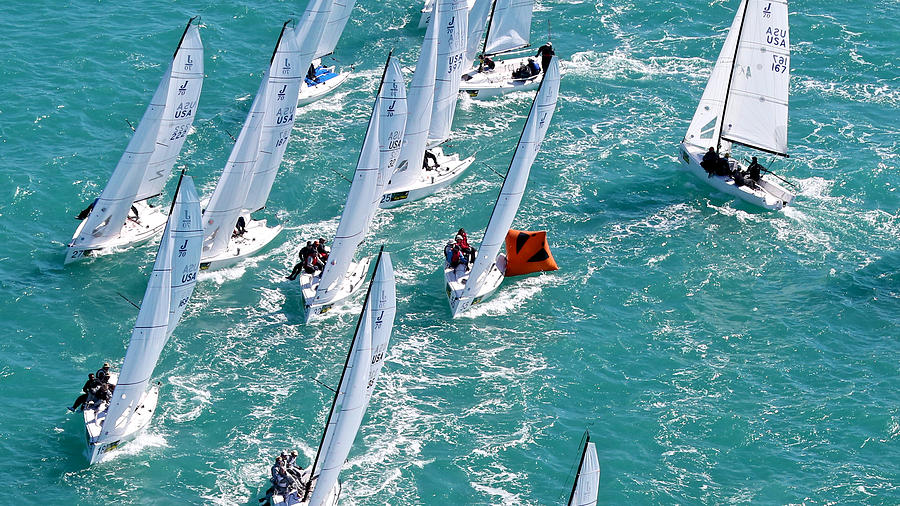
[85,383,161,465]
[301,257,372,323]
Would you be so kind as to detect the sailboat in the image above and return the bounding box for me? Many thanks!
[199,22,302,271]
[679,0,795,210]
[444,56,559,317]
[298,55,406,322]
[66,18,203,264]
[567,431,600,506]
[379,0,476,208]
[297,0,356,106]
[459,0,547,99]
[265,249,396,506]
[82,173,202,464]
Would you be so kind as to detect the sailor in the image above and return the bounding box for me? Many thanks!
[306,63,318,83]
[447,244,467,270]
[233,216,247,237]
[701,147,718,173]
[285,450,304,481]
[479,54,496,71]
[316,238,330,262]
[527,58,541,76]
[456,229,476,264]
[128,204,140,221]
[747,156,762,182]
[68,373,101,412]
[423,150,439,171]
[96,363,111,383]
[77,198,99,220]
[304,241,324,274]
[286,241,313,280]
[732,168,747,187]
[715,153,732,177]
[270,456,289,494]
[512,62,530,79]
[536,42,555,73]
[92,382,112,407]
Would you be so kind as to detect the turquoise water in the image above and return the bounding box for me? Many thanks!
[0,0,898,503]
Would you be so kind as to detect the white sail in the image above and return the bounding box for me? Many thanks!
[462,57,559,300]
[313,89,382,304]
[202,31,286,259]
[370,58,408,215]
[721,0,790,155]
[98,194,176,443]
[388,6,440,191]
[683,1,745,151]
[483,0,533,56]
[427,0,468,146]
[75,45,176,249]
[243,27,304,213]
[315,0,356,59]
[136,22,204,202]
[166,176,202,340]
[294,0,335,71]
[310,252,394,506]
[465,0,494,65]
[569,441,600,506]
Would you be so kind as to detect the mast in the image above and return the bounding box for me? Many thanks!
[479,0,498,64]
[173,16,199,60]
[567,431,591,506]
[716,0,750,154]
[167,169,186,218]
[270,20,291,66]
[304,247,384,501]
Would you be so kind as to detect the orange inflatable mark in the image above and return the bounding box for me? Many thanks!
[504,229,559,277]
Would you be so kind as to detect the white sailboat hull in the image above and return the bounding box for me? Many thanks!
[299,257,371,323]
[444,253,506,317]
[65,200,168,264]
[459,56,542,99]
[199,218,282,271]
[679,143,795,211]
[296,63,351,107]
[379,148,475,208]
[271,479,340,506]
[83,381,160,465]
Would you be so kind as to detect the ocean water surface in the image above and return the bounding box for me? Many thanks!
[0,0,897,503]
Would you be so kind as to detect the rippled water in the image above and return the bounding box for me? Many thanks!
[0,0,897,504]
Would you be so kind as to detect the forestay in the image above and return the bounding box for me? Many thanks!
[242,27,303,213]
[721,0,790,156]
[569,441,600,506]
[77,21,202,250]
[136,22,204,202]
[202,25,298,259]
[465,0,493,65]
[315,0,356,59]
[427,0,468,146]
[389,5,441,191]
[462,57,559,301]
[313,73,383,303]
[166,176,202,340]
[309,253,395,506]
[483,0,533,56]
[99,179,201,443]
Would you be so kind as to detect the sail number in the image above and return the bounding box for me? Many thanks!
[771,55,788,73]
[275,130,290,148]
[170,124,189,141]
[275,107,294,125]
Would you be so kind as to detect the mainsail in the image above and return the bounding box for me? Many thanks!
[202,24,298,259]
[242,26,304,213]
[482,0,533,56]
[308,252,396,506]
[315,0,356,59]
[77,19,203,250]
[568,439,600,506]
[314,57,399,304]
[98,176,201,443]
[388,2,441,191]
[136,20,204,202]
[166,176,202,340]
[461,57,559,301]
[427,0,468,146]
[293,0,334,72]
[721,0,790,156]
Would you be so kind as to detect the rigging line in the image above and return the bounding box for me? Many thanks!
[327,166,352,184]
[479,162,505,180]
[125,119,136,132]
[116,291,140,310]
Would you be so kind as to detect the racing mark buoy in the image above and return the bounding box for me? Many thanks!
[504,229,558,277]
